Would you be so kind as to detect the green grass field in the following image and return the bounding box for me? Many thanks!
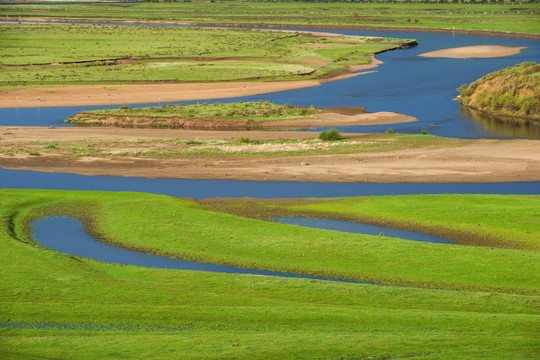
[1,189,539,359]
[0,23,410,88]
[1,1,539,35]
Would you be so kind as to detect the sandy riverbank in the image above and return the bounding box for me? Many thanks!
[0,68,377,109]
[1,126,538,183]
[419,45,526,59]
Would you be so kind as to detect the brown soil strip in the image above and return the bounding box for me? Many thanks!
[67,110,416,130]
[1,126,539,183]
[419,45,526,59]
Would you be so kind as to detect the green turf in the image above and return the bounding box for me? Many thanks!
[1,189,538,359]
[0,23,409,88]
[1,1,539,35]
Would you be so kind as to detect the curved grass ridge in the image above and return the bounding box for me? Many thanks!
[1,189,539,359]
[458,62,540,122]
[8,190,540,295]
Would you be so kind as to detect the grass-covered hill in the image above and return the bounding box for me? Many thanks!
[458,62,540,121]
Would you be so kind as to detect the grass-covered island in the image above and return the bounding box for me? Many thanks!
[458,62,540,123]
[0,189,539,359]
[65,101,415,130]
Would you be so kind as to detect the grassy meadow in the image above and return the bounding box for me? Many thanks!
[0,23,410,88]
[1,1,539,35]
[0,189,539,359]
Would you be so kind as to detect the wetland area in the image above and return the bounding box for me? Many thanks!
[0,3,539,360]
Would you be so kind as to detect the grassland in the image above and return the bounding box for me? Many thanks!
[458,62,540,122]
[0,23,410,89]
[1,190,539,359]
[1,1,539,35]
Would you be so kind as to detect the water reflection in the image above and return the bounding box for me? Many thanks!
[460,107,540,139]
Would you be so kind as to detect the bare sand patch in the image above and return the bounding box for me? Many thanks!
[1,126,538,183]
[419,45,526,59]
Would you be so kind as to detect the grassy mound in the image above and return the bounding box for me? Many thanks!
[458,62,540,121]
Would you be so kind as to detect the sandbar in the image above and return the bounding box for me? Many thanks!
[419,45,526,59]
[1,126,539,183]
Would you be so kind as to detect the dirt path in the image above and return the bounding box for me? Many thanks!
[1,127,538,183]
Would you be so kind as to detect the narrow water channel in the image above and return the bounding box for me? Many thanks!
[30,216,367,284]
[272,217,454,244]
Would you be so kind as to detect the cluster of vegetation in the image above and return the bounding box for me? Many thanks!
[74,101,321,121]
[1,2,539,35]
[0,23,411,88]
[318,128,342,141]
[458,62,540,120]
[0,190,538,359]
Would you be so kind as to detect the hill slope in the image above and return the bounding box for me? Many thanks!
[458,62,540,121]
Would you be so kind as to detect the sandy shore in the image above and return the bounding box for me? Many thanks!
[419,45,526,59]
[1,126,538,183]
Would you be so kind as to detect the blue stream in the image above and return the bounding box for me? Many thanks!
[273,217,454,244]
[31,216,367,283]
[1,21,539,139]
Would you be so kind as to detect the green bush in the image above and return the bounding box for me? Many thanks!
[318,128,342,141]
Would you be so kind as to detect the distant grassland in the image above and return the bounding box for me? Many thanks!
[0,23,411,88]
[458,62,540,122]
[1,190,539,359]
[1,1,539,35]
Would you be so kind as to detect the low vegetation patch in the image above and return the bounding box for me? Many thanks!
[458,62,540,122]
[318,128,342,141]
[66,101,322,128]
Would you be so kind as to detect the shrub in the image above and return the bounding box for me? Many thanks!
[385,128,394,135]
[318,129,342,141]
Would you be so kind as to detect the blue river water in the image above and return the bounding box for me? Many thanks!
[273,217,454,244]
[1,21,539,139]
[31,216,367,283]
[1,168,539,198]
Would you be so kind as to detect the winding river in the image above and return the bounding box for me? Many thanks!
[2,22,539,278]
